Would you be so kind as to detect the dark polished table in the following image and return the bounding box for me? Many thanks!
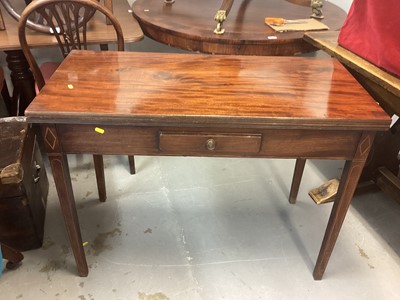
[131,0,347,55]
[0,0,143,115]
[25,50,390,279]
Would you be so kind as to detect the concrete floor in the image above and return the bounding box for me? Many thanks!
[1,154,400,299]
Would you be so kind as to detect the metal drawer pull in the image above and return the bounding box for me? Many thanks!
[206,138,216,150]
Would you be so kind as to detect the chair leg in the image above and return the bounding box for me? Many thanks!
[128,155,136,174]
[1,244,24,270]
[289,158,306,204]
[93,154,107,202]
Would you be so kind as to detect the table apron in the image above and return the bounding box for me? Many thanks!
[49,124,361,160]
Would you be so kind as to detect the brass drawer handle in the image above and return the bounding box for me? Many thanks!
[206,138,216,151]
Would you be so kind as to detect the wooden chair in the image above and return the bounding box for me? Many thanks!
[18,0,136,202]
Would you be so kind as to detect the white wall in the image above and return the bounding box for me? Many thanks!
[328,0,352,12]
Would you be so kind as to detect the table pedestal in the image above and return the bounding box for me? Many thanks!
[5,50,35,116]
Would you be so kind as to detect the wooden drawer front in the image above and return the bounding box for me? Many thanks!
[261,130,361,159]
[159,132,262,155]
[57,124,159,155]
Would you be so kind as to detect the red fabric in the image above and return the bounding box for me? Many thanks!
[338,0,400,77]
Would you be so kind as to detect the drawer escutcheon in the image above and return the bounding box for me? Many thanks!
[206,138,216,151]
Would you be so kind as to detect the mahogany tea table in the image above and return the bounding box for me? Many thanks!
[25,50,390,279]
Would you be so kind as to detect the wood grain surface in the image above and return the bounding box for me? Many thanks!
[26,50,389,130]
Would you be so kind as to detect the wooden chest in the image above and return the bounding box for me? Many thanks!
[0,117,48,251]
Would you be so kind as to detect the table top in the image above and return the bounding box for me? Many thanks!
[0,0,143,51]
[131,0,347,55]
[25,50,390,130]
[304,31,400,99]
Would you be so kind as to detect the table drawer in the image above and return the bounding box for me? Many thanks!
[159,132,262,155]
